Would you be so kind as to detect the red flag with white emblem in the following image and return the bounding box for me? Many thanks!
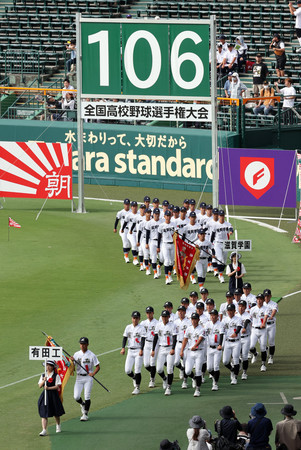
[173,232,200,290]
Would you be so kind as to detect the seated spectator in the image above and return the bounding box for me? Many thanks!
[274,78,297,124]
[187,416,211,450]
[40,95,61,121]
[237,423,250,448]
[224,72,233,98]
[61,93,75,121]
[275,404,301,450]
[229,73,247,99]
[62,78,75,100]
[66,40,76,75]
[222,43,238,73]
[247,403,273,449]
[215,406,242,444]
[235,36,248,73]
[253,81,275,115]
[219,34,229,52]
[217,44,226,78]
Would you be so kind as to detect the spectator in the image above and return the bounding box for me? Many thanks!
[62,78,75,100]
[289,0,301,53]
[229,73,247,99]
[235,36,248,73]
[224,72,233,98]
[61,93,75,121]
[66,40,76,75]
[253,81,275,116]
[252,54,269,97]
[247,403,273,450]
[222,43,238,73]
[275,404,301,449]
[40,95,60,121]
[187,416,211,450]
[237,423,250,448]
[274,78,296,124]
[159,439,180,450]
[215,406,242,444]
[269,34,286,80]
[219,34,229,52]
[216,44,226,78]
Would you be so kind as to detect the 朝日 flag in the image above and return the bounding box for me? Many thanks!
[45,335,74,402]
[8,217,21,228]
[174,232,200,289]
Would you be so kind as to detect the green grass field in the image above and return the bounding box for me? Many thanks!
[0,185,300,450]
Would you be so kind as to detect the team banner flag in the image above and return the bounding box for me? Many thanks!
[174,232,200,290]
[8,217,21,228]
[292,201,301,243]
[45,335,74,402]
[0,141,72,199]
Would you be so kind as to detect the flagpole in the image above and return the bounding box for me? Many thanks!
[44,358,47,406]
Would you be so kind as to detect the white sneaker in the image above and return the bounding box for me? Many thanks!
[251,354,258,364]
[181,380,188,389]
[209,265,214,272]
[148,379,155,388]
[230,371,235,382]
[132,387,140,395]
[219,274,225,283]
[168,275,173,283]
[154,273,158,279]
[268,356,273,365]
[164,387,171,396]
[209,374,213,380]
[56,425,61,433]
[231,376,237,385]
[81,403,86,415]
[165,278,170,285]
[214,271,219,277]
[201,375,205,384]
[192,378,196,388]
[173,269,177,275]
[139,265,144,271]
[146,268,151,276]
[241,371,248,380]
[179,370,184,380]
[39,429,47,436]
[212,383,219,391]
[163,378,167,389]
[260,364,267,372]
[207,265,211,273]
[124,256,130,263]
[190,275,197,285]
[80,414,89,421]
[133,379,137,388]
[157,265,161,276]
[133,258,139,266]
[194,388,200,397]
[248,352,252,359]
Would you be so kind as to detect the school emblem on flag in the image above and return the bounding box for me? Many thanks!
[0,141,72,199]
[173,232,200,290]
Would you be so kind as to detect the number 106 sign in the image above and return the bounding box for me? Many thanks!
[80,19,210,99]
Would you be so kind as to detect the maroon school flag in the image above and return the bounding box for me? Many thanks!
[174,232,200,290]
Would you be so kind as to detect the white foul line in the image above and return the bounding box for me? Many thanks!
[233,217,287,234]
[280,392,288,404]
[248,392,288,406]
[282,290,301,299]
[0,347,121,390]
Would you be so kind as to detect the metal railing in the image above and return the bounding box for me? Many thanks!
[3,50,43,77]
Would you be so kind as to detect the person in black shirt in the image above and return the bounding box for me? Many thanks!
[269,34,286,80]
[215,405,242,443]
[247,403,273,449]
[252,54,269,97]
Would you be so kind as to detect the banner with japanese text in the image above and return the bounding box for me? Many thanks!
[0,142,72,199]
[174,232,200,289]
[45,335,74,402]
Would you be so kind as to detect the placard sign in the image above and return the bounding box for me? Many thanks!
[223,240,252,251]
[80,19,210,99]
[29,346,63,360]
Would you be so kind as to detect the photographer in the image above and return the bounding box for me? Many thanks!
[269,34,286,80]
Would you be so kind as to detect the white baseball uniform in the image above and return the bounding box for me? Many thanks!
[264,300,278,347]
[73,350,100,401]
[237,310,252,361]
[154,321,177,374]
[116,208,131,249]
[123,211,139,251]
[205,319,224,372]
[141,317,159,368]
[241,293,257,311]
[158,222,177,267]
[249,305,268,351]
[182,223,200,244]
[123,324,146,375]
[137,219,150,260]
[221,315,242,366]
[211,220,233,265]
[174,317,191,366]
[219,301,238,319]
[195,238,214,278]
[145,217,163,264]
[184,324,206,376]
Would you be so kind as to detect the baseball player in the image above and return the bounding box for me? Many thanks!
[196,301,209,383]
[221,303,242,385]
[207,207,220,277]
[174,305,191,379]
[72,337,100,421]
[263,288,278,364]
[210,210,233,283]
[186,291,200,318]
[137,208,152,275]
[120,311,146,395]
[236,299,252,380]
[152,197,160,211]
[219,291,238,321]
[205,309,224,391]
[199,204,214,272]
[249,294,269,372]
[129,204,146,270]
[176,297,190,317]
[143,195,151,210]
[145,207,163,279]
[195,228,215,291]
[151,310,177,395]
[113,198,131,263]
[160,200,170,219]
[141,306,158,387]
[226,252,246,294]
[183,198,190,210]
[174,206,189,231]
[121,201,140,266]
[157,210,177,285]
[171,206,180,223]
[200,287,209,304]
[204,298,216,319]
[187,199,197,218]
[241,282,257,311]
[197,202,207,221]
[234,287,243,305]
[159,301,177,323]
[180,312,206,397]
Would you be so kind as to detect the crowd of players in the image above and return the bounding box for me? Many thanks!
[114,196,234,288]
[121,287,278,397]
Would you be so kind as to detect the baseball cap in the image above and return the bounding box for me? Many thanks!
[207,204,213,209]
[181,297,189,304]
[263,289,272,296]
[131,201,137,207]
[219,209,225,216]
[164,210,171,216]
[139,204,146,209]
[227,304,236,311]
[198,228,206,234]
[243,282,252,289]
[180,206,187,212]
[234,288,242,295]
[200,202,206,208]
[212,208,219,214]
[161,310,170,317]
[153,208,160,215]
[177,305,186,312]
[238,300,247,307]
[196,301,204,309]
[183,198,189,204]
[200,287,208,294]
[164,301,173,308]
[219,34,226,39]
[256,53,262,57]
[173,206,180,213]
[144,196,150,202]
[132,311,141,318]
[210,309,219,315]
[189,199,196,205]
[206,298,215,305]
[168,204,174,210]
[256,293,264,300]
[146,306,154,313]
[190,291,198,297]
[124,198,130,205]
[228,43,234,47]
[217,43,223,48]
[191,312,200,320]
[162,200,169,206]
[145,208,152,213]
[228,71,233,76]
[152,197,159,203]
[190,211,197,218]
[226,291,233,297]
[79,337,89,344]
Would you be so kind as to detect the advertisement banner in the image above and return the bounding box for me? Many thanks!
[219,148,296,207]
[0,141,72,199]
